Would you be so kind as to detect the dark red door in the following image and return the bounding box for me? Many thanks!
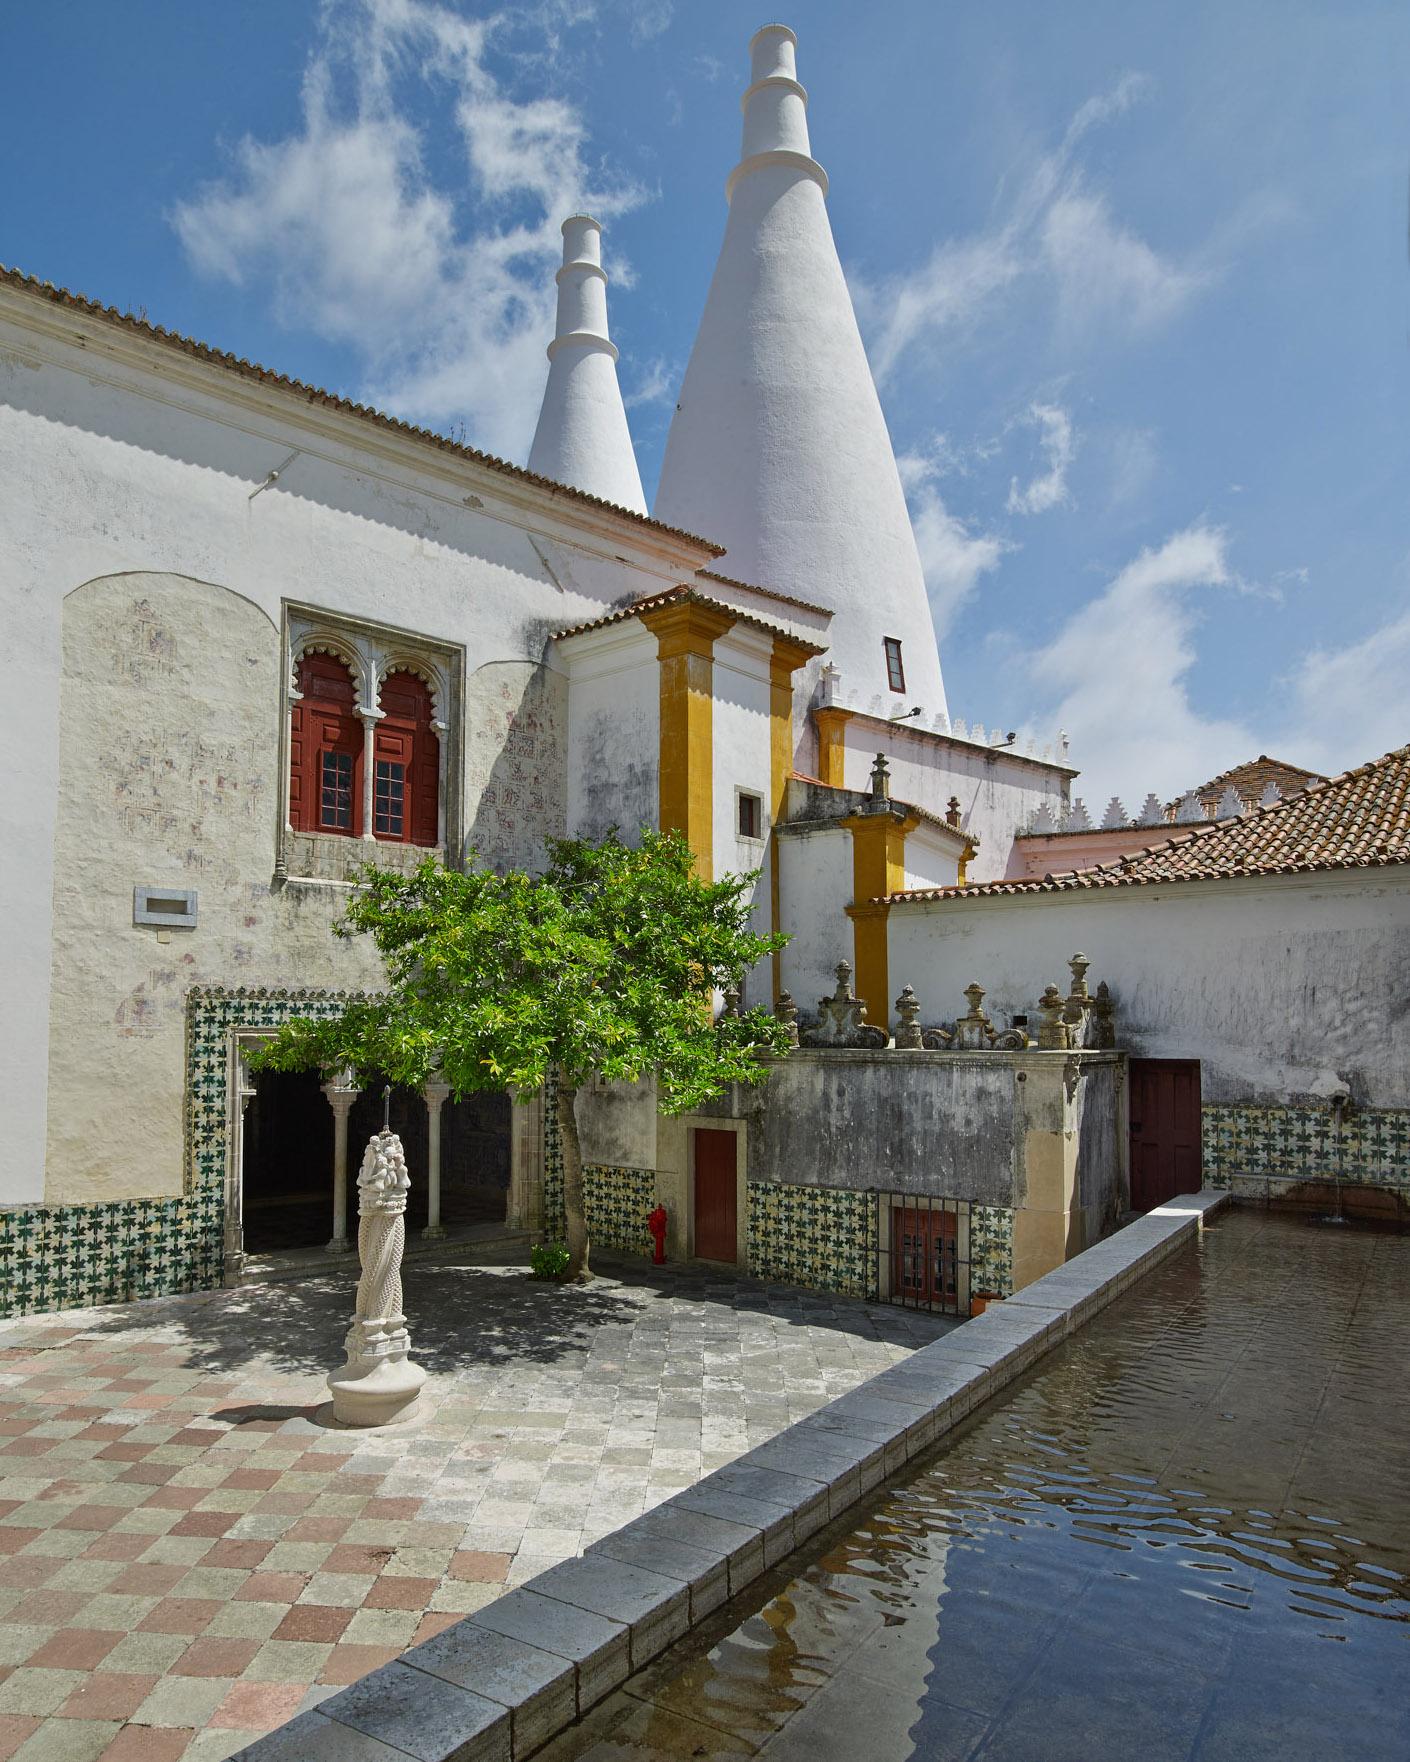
[892,1207,959,1311]
[694,1129,737,1262]
[1129,1059,1202,1210]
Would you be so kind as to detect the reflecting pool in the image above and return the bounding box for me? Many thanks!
[552,1209,1410,1761]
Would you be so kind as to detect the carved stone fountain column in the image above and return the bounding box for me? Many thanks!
[328,1127,427,1428]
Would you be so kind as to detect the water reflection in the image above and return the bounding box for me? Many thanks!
[564,1212,1410,1761]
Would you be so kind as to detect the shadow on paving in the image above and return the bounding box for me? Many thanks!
[77,1257,651,1380]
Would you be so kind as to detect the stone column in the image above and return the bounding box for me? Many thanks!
[423,1077,451,1239]
[358,708,382,840]
[328,1129,427,1427]
[509,1087,545,1231]
[321,1069,360,1254]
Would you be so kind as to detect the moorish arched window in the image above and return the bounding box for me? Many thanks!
[290,651,363,836]
[374,670,439,846]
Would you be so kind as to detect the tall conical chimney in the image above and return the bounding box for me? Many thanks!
[527,216,647,514]
[654,25,947,717]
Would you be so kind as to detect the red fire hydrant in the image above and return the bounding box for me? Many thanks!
[647,1204,668,1266]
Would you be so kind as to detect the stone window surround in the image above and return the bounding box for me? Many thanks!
[277,603,465,885]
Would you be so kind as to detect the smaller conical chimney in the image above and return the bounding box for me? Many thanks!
[527,216,646,514]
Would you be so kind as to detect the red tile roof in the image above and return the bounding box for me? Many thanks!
[551,583,827,653]
[698,569,834,619]
[883,743,1410,903]
[0,264,721,550]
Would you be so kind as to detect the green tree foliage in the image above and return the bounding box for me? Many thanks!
[248,831,790,1278]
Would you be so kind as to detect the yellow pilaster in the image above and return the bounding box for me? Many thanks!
[768,637,817,999]
[841,809,918,1028]
[813,706,853,789]
[640,599,736,879]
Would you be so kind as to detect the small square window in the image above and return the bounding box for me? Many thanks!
[374,759,406,838]
[738,792,763,840]
[320,751,354,830]
[884,637,906,693]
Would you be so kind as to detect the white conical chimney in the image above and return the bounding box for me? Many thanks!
[654,25,947,717]
[527,216,647,514]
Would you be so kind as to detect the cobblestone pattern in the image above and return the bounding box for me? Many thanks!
[0,1245,951,1760]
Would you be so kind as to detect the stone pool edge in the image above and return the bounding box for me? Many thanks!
[237,1189,1231,1762]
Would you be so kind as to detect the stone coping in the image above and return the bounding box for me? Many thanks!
[236,1189,1230,1761]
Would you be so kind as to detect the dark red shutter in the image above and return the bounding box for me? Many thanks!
[291,653,362,837]
[376,672,440,847]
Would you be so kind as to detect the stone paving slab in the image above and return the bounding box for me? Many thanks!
[0,1246,950,1760]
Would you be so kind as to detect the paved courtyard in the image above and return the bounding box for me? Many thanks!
[0,1247,953,1761]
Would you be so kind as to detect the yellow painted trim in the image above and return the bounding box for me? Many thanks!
[841,809,918,1026]
[767,637,814,1000]
[813,706,853,789]
[641,599,736,879]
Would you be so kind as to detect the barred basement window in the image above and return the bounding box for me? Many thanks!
[320,750,354,830]
[884,636,906,693]
[374,759,406,838]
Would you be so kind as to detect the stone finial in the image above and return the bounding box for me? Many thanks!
[1175,790,1204,823]
[1100,797,1127,830]
[868,752,891,806]
[1136,792,1165,826]
[893,984,923,1049]
[1258,780,1282,808]
[952,717,968,741]
[799,960,888,1048]
[972,722,987,746]
[775,990,799,1047]
[933,711,949,733]
[946,796,961,828]
[952,980,993,1050]
[1091,980,1116,1048]
[818,662,841,706]
[1067,952,1091,1003]
[722,985,743,1018]
[1036,984,1071,1050]
[1028,801,1057,835]
[327,1130,426,1427]
[1066,797,1092,832]
[1215,784,1244,820]
[1059,731,1070,759]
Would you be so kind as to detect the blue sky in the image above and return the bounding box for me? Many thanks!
[3,0,1407,802]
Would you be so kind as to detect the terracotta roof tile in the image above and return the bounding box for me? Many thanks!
[551,583,827,652]
[697,569,834,619]
[0,264,721,550]
[885,743,1410,904]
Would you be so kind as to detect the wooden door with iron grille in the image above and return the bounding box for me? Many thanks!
[891,1205,959,1310]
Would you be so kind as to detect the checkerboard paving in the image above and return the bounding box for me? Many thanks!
[0,1245,953,1760]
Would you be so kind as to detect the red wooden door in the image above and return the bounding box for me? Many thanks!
[693,1129,738,1262]
[1129,1059,1202,1210]
[892,1207,959,1310]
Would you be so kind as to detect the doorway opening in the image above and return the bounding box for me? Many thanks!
[1128,1058,1203,1211]
[693,1127,739,1263]
[241,1069,333,1254]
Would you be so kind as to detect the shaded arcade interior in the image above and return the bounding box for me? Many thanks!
[241,1069,511,1253]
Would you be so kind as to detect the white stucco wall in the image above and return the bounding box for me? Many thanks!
[710,627,773,952]
[836,716,1071,882]
[903,821,963,894]
[886,869,1410,1108]
[560,625,660,842]
[777,824,855,1008]
[0,289,714,1204]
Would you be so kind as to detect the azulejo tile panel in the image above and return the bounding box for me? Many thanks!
[0,985,363,1321]
[747,1181,875,1299]
[969,1205,1015,1299]
[1202,1103,1410,1192]
[584,1166,658,1257]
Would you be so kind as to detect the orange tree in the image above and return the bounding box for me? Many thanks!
[248,830,789,1279]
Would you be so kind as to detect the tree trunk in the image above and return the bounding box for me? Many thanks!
[556,1082,591,1281]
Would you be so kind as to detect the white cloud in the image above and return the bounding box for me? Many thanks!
[854,72,1209,387]
[172,0,643,461]
[1006,402,1075,515]
[898,448,1012,637]
[1107,426,1160,509]
[1027,525,1255,800]
[1283,610,1410,773]
[623,355,674,408]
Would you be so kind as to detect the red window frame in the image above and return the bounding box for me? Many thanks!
[290,652,363,838]
[375,671,439,847]
[884,637,906,693]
